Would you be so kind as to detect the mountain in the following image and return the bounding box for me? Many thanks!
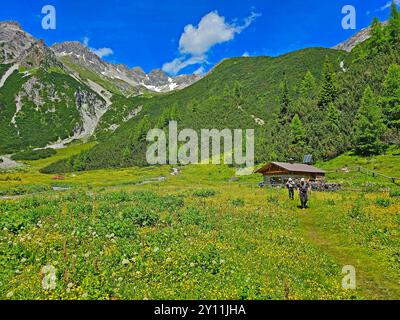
[52,41,201,95]
[42,47,346,172]
[0,16,394,164]
[0,21,201,153]
[42,12,400,173]
[0,21,109,153]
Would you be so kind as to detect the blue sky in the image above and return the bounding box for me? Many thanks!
[0,0,398,74]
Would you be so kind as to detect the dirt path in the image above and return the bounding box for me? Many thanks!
[300,210,399,299]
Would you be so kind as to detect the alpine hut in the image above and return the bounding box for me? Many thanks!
[255,162,326,186]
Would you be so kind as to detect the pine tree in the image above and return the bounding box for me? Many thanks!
[279,77,291,124]
[388,1,400,45]
[290,114,306,146]
[134,116,151,142]
[318,59,337,108]
[299,71,317,99]
[325,103,341,129]
[381,64,400,129]
[354,86,386,156]
[369,18,387,54]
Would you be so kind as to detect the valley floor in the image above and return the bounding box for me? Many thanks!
[0,146,399,300]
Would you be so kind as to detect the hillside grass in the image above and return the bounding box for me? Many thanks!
[317,146,400,189]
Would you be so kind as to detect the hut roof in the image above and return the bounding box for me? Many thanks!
[255,162,325,175]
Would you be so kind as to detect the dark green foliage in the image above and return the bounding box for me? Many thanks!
[381,64,400,129]
[318,59,337,108]
[375,198,391,207]
[388,2,400,45]
[389,189,400,197]
[354,86,386,156]
[123,207,159,227]
[11,148,56,161]
[231,198,245,207]
[279,77,291,124]
[298,71,318,100]
[178,207,207,226]
[192,189,216,198]
[290,114,305,146]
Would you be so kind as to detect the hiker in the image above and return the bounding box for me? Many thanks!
[299,178,310,209]
[285,178,295,200]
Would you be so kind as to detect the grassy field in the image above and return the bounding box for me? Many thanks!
[0,146,399,300]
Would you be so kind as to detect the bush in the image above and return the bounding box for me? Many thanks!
[11,148,56,161]
[39,158,73,174]
[124,206,159,227]
[231,198,245,207]
[193,189,216,198]
[179,207,207,226]
[389,189,400,197]
[376,198,391,208]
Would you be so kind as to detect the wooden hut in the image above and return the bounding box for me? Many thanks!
[255,162,326,186]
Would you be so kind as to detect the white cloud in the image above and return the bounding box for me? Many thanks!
[193,66,206,75]
[82,36,114,58]
[242,51,250,57]
[92,48,114,58]
[162,55,206,75]
[377,0,400,12]
[83,36,90,47]
[162,10,261,75]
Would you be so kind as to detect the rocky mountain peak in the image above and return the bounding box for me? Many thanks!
[52,41,102,62]
[0,21,36,64]
[0,21,22,29]
[334,20,388,52]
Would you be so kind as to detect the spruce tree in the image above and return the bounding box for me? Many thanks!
[354,86,386,156]
[318,59,337,108]
[369,18,387,54]
[279,77,291,124]
[299,71,317,100]
[381,64,400,130]
[290,114,306,146]
[388,1,400,45]
[325,103,341,129]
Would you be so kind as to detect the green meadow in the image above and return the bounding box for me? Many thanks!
[0,146,399,300]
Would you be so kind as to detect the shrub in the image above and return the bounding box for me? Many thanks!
[99,218,137,238]
[179,207,207,226]
[193,189,216,198]
[11,148,56,161]
[389,189,400,197]
[231,198,245,207]
[376,198,391,208]
[124,206,159,227]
